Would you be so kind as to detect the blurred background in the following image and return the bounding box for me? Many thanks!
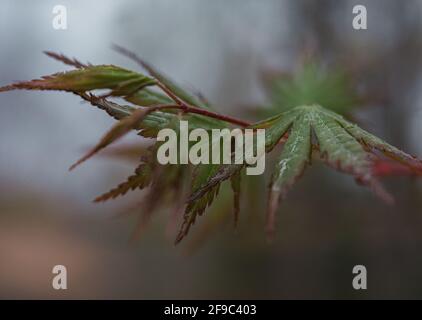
[1,0,422,299]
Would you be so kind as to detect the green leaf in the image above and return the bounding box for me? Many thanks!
[69,106,161,170]
[0,65,156,96]
[192,104,422,239]
[78,93,136,120]
[137,111,176,137]
[113,44,209,109]
[94,162,153,202]
[176,163,221,244]
[310,106,372,177]
[4,50,422,244]
[267,113,312,238]
[327,109,422,169]
[125,88,173,106]
[187,110,299,208]
[259,109,300,151]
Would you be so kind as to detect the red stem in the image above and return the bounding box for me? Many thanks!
[147,103,251,127]
[113,44,251,127]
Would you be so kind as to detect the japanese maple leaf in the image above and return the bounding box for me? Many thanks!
[186,104,422,241]
[2,49,422,244]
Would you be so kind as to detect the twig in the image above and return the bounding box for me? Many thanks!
[155,81,186,107]
[112,44,251,127]
[84,92,250,126]
[45,48,251,127]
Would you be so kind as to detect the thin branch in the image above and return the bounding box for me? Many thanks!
[39,48,252,127]
[78,92,251,127]
[113,44,194,107]
[155,81,186,107]
[182,104,251,127]
[112,44,251,127]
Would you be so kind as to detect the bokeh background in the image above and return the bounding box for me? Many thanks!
[1,0,422,299]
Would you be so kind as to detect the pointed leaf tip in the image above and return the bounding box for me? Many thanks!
[230,172,241,228]
[69,107,154,170]
[43,51,88,69]
[1,65,156,96]
[0,85,15,92]
[266,112,312,237]
[266,189,280,242]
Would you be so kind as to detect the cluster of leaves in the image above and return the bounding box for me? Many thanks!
[1,47,422,244]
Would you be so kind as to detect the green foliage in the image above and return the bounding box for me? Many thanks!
[94,161,153,202]
[177,164,222,243]
[126,88,173,106]
[1,49,421,244]
[267,112,311,238]
[188,104,422,236]
[0,65,156,97]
